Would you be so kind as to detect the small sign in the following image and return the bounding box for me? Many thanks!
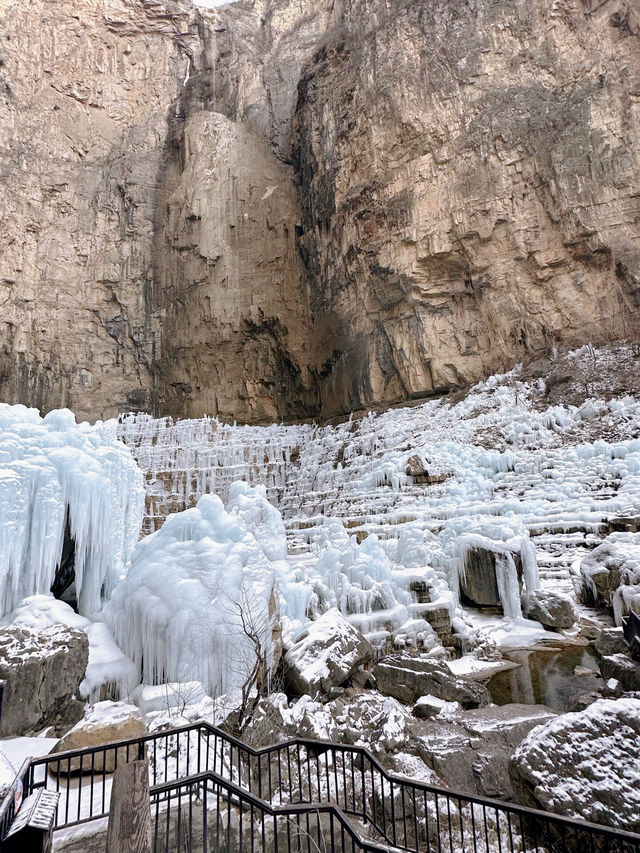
[4,788,59,851]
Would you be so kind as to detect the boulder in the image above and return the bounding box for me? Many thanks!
[566,691,601,712]
[0,625,88,737]
[580,532,640,607]
[53,701,147,774]
[374,655,490,709]
[284,609,373,698]
[413,695,447,719]
[595,627,628,657]
[406,455,428,478]
[414,704,555,800]
[522,590,575,630]
[510,698,640,831]
[599,654,640,692]
[405,455,450,485]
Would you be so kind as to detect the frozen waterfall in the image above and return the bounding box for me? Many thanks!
[0,405,145,616]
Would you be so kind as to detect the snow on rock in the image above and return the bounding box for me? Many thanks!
[580,532,640,624]
[0,623,87,737]
[373,654,491,709]
[104,491,279,699]
[245,690,412,755]
[53,701,146,773]
[510,698,640,830]
[4,595,138,702]
[132,682,209,717]
[284,608,373,698]
[522,589,575,630]
[581,532,640,603]
[0,404,144,617]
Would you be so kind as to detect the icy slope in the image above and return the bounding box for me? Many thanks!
[115,347,640,647]
[0,406,144,616]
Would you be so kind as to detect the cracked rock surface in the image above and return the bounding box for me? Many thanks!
[1,0,639,421]
[0,625,88,736]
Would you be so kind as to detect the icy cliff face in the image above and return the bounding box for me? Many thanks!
[117,346,640,647]
[0,405,144,617]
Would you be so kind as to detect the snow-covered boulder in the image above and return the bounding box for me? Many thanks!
[4,595,138,702]
[522,589,575,630]
[417,703,556,800]
[374,654,490,709]
[284,609,373,698]
[0,404,144,617]
[53,701,146,773]
[104,491,280,699]
[595,627,628,657]
[580,532,640,611]
[510,698,640,830]
[0,625,87,736]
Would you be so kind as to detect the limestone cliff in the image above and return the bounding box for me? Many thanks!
[0,0,639,422]
[292,0,640,413]
[0,0,199,420]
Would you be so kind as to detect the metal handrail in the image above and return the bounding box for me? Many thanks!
[150,770,393,853]
[2,720,638,852]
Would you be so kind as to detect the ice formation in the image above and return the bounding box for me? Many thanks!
[117,347,640,647]
[581,532,640,625]
[0,405,144,617]
[104,491,279,699]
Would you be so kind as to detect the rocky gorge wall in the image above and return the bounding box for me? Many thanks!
[0,0,639,422]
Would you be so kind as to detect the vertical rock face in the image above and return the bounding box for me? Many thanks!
[0,0,639,422]
[292,0,640,415]
[0,0,200,421]
[154,110,316,421]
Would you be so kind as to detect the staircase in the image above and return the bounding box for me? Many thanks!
[0,722,637,853]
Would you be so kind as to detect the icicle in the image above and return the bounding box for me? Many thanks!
[0,405,145,617]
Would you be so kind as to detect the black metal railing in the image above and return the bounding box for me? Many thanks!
[1,721,638,853]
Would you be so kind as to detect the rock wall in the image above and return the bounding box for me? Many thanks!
[0,0,200,421]
[292,0,640,414]
[0,0,639,422]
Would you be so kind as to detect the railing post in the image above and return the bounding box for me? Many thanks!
[106,760,152,853]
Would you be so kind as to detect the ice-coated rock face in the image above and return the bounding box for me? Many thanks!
[1,0,640,422]
[509,698,640,830]
[284,608,373,698]
[0,625,88,737]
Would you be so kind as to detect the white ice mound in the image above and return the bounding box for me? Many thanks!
[0,404,145,616]
[104,490,278,699]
